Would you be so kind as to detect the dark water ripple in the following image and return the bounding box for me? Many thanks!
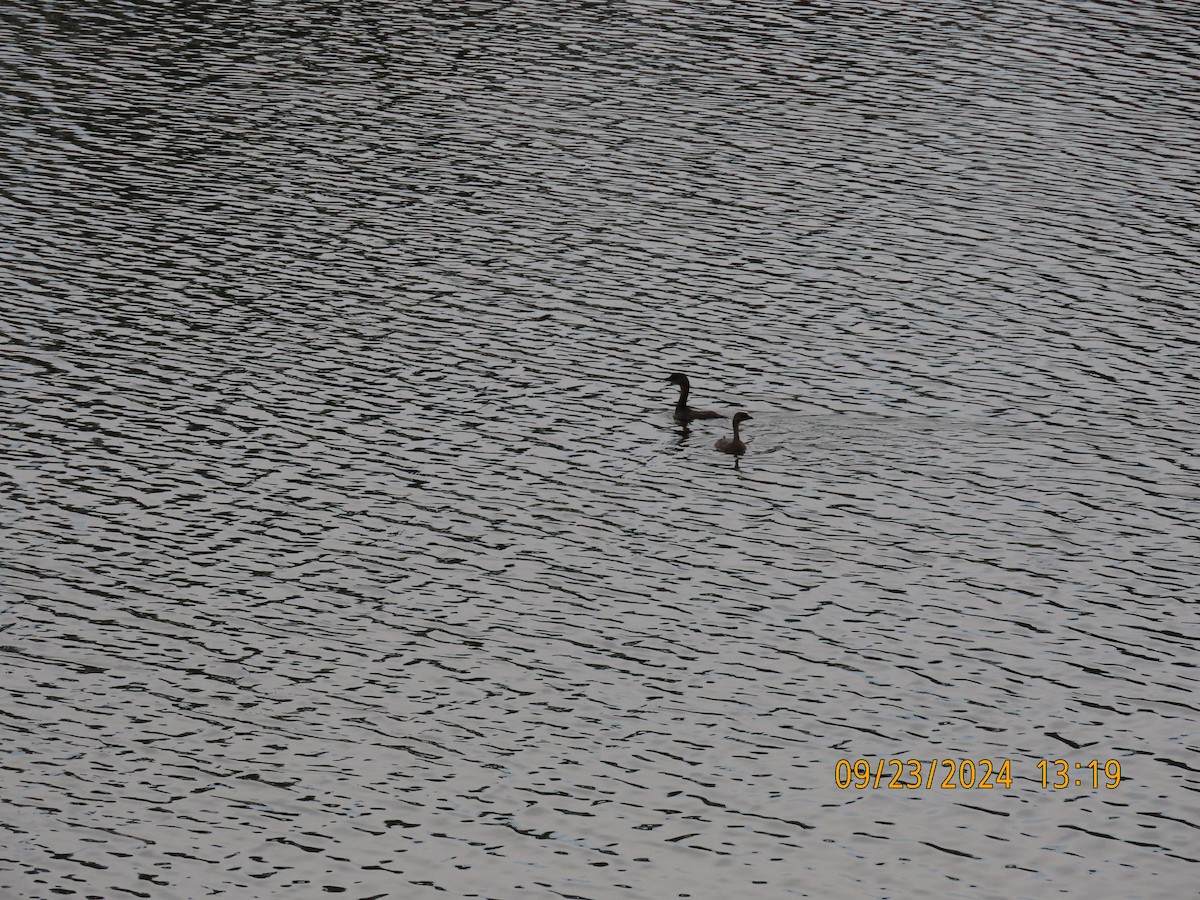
[3,0,1198,897]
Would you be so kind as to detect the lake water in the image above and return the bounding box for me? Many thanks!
[2,1,1198,898]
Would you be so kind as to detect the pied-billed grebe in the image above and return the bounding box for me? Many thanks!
[715,411,752,455]
[667,373,725,424]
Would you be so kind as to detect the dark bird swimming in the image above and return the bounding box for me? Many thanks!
[667,373,725,424]
[714,411,752,455]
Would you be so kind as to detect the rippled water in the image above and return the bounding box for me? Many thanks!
[3,1,1198,897]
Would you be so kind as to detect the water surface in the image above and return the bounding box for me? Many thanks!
[2,1,1198,898]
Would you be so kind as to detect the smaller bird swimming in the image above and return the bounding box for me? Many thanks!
[714,411,752,455]
[667,373,725,424]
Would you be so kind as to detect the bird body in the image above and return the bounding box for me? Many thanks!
[666,373,725,424]
[715,412,752,455]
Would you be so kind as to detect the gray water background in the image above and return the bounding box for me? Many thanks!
[2,1,1198,898]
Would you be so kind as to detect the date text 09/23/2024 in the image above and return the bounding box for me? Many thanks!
[834,758,1123,790]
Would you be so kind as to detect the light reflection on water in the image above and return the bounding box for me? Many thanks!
[2,0,1198,897]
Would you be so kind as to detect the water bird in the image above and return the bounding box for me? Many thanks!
[667,373,725,424]
[714,412,752,455]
